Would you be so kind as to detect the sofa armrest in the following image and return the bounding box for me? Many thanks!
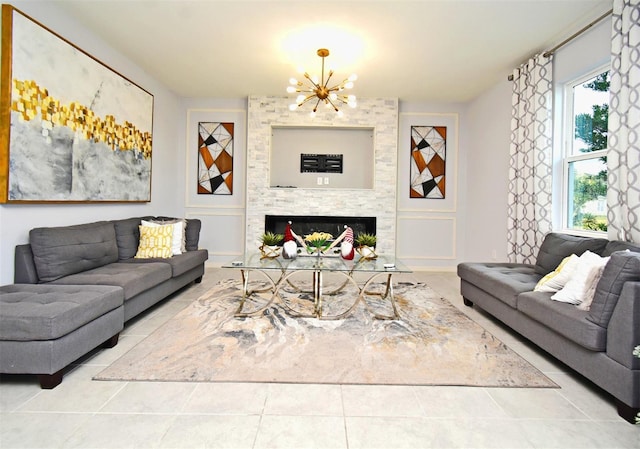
[606,281,640,370]
[14,244,39,284]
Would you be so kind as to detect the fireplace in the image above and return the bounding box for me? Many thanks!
[265,215,376,241]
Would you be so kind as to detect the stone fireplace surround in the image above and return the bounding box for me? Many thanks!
[245,96,399,256]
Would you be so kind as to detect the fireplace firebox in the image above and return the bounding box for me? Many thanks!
[265,215,376,242]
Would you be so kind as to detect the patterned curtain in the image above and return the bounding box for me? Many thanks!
[507,55,554,264]
[608,0,640,243]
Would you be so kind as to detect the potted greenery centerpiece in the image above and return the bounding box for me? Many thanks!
[355,232,377,259]
[304,231,333,256]
[259,231,283,259]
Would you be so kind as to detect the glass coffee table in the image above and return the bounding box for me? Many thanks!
[222,252,412,320]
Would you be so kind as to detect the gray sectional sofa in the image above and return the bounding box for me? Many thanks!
[458,233,640,423]
[0,216,208,388]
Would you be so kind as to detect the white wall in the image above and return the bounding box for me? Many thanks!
[0,1,182,284]
[396,102,468,270]
[463,80,512,262]
[179,98,247,265]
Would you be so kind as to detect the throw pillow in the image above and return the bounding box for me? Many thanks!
[550,251,609,305]
[135,224,174,259]
[577,264,607,311]
[534,254,580,292]
[141,219,185,255]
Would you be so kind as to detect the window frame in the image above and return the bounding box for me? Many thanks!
[560,64,610,236]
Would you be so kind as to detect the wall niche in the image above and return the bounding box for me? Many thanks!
[270,126,374,189]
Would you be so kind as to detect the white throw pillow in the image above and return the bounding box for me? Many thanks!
[141,219,184,255]
[551,251,610,305]
[534,254,580,292]
[577,263,607,311]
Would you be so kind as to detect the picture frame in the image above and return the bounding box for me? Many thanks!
[0,5,154,203]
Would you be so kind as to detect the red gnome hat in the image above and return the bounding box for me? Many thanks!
[283,221,298,259]
[284,222,294,242]
[341,226,355,260]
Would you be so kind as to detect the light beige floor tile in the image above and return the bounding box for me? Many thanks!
[0,378,40,412]
[159,414,260,449]
[0,412,91,448]
[99,382,196,413]
[517,419,640,448]
[254,415,347,449]
[61,413,175,449]
[487,388,589,419]
[80,334,147,366]
[264,383,343,416]
[341,384,423,417]
[182,382,268,414]
[549,372,622,421]
[413,386,509,418]
[16,379,126,413]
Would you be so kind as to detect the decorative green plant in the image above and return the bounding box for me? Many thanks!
[304,232,333,253]
[355,232,377,247]
[260,231,283,246]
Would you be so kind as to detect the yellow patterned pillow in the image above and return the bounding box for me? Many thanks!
[135,224,174,259]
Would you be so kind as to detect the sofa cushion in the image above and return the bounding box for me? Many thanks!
[457,263,541,308]
[0,284,123,341]
[587,251,640,328]
[50,262,172,300]
[534,233,608,275]
[112,217,143,260]
[601,240,640,256]
[517,291,607,351]
[29,221,119,282]
[121,249,208,277]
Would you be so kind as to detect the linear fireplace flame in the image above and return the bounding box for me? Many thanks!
[265,215,376,241]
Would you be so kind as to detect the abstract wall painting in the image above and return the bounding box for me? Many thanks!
[197,122,233,195]
[0,5,154,203]
[410,126,446,199]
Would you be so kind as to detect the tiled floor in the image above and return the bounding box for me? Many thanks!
[1,268,638,448]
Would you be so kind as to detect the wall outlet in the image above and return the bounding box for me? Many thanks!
[317,177,323,185]
[324,177,329,184]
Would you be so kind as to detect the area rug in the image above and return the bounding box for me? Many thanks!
[95,278,557,387]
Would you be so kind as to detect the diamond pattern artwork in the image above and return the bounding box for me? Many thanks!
[410,126,446,198]
[198,122,233,195]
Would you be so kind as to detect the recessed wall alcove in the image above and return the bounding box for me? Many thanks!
[245,96,398,255]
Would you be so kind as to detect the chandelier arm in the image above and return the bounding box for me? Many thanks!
[325,96,339,112]
[323,71,335,90]
[303,73,321,90]
[312,97,322,113]
[298,94,319,107]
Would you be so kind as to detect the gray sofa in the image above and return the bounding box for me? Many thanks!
[458,233,640,423]
[0,216,208,388]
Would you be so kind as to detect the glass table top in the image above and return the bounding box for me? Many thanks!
[222,252,412,273]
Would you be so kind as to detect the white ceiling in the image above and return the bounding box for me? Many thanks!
[53,0,613,103]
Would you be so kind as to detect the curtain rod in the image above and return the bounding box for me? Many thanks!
[507,8,613,81]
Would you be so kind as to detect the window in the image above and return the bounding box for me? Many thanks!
[562,68,609,233]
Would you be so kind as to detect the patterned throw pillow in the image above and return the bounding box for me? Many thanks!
[135,224,174,258]
[534,254,580,292]
[141,219,185,255]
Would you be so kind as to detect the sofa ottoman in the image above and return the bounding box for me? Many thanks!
[0,284,124,388]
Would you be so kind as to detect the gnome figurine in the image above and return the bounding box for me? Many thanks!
[282,221,298,259]
[340,226,355,260]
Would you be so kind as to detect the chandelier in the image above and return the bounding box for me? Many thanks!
[287,48,357,117]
